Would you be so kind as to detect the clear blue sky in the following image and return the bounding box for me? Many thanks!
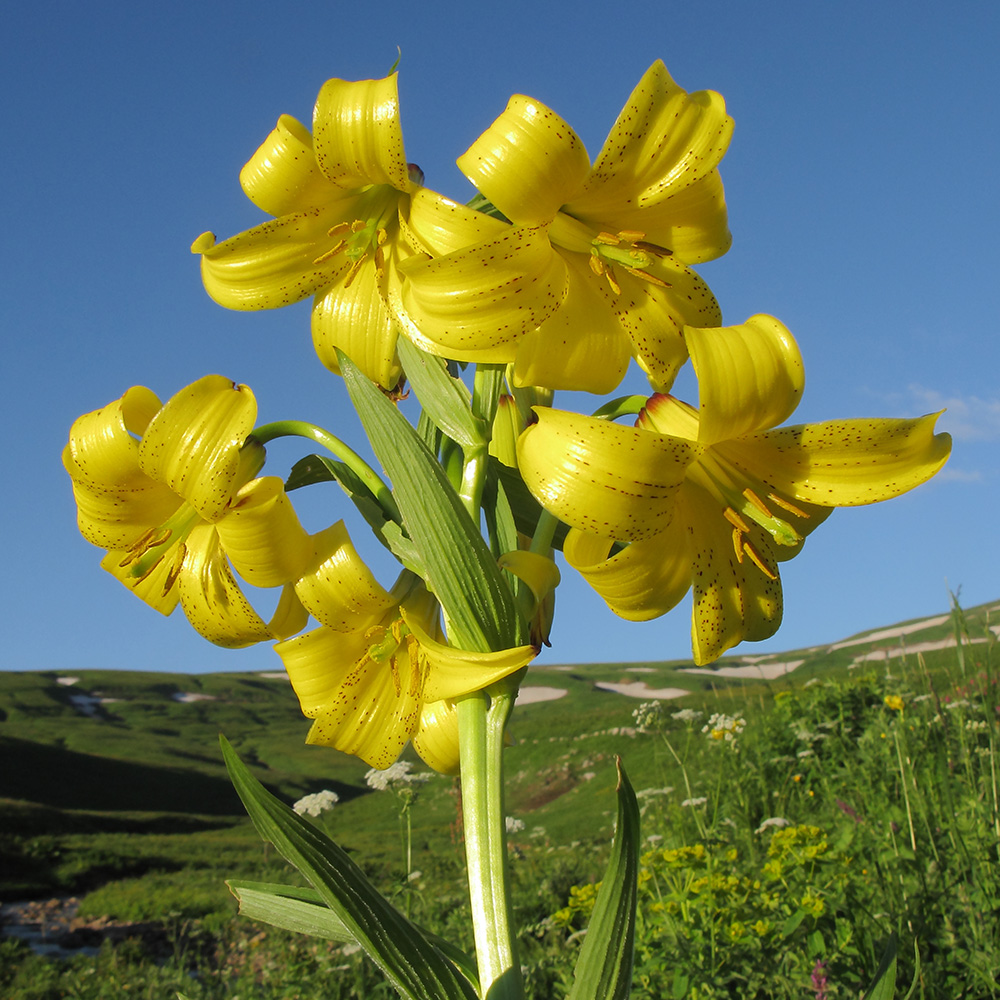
[5,0,997,673]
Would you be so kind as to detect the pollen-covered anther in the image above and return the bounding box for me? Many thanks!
[723,507,752,533]
[343,255,368,288]
[742,488,773,519]
[731,526,745,563]
[312,239,347,265]
[768,493,811,519]
[742,540,778,581]
[588,252,606,277]
[604,267,622,295]
[161,544,186,594]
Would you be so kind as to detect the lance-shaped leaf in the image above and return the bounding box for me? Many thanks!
[568,757,640,1000]
[221,737,478,1000]
[396,336,486,450]
[864,934,899,1000]
[228,880,479,990]
[340,351,526,651]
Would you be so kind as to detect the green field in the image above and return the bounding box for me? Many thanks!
[1,598,998,998]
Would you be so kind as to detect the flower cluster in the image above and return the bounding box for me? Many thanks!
[64,59,952,781]
[702,713,747,746]
[292,789,340,817]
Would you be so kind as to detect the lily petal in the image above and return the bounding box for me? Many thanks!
[139,376,257,523]
[215,477,312,587]
[401,188,509,257]
[683,491,782,664]
[511,255,629,393]
[100,546,180,616]
[277,624,420,769]
[396,227,567,361]
[686,315,805,446]
[497,550,561,616]
[313,74,410,192]
[63,386,162,493]
[177,524,279,648]
[719,413,952,506]
[404,611,535,702]
[194,204,356,310]
[563,527,691,622]
[577,61,733,213]
[294,522,396,632]
[517,408,695,540]
[311,253,402,389]
[411,698,461,774]
[239,114,344,217]
[68,474,180,550]
[609,261,721,393]
[457,95,591,225]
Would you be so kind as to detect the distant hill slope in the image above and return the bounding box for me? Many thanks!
[2,599,996,819]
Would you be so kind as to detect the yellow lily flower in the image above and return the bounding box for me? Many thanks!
[63,376,310,647]
[517,315,952,664]
[193,74,433,390]
[277,523,537,771]
[395,62,733,393]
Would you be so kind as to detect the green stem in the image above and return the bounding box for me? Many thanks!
[250,419,401,524]
[457,692,524,1000]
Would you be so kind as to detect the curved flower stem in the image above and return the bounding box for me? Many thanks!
[457,689,524,1000]
[250,419,401,524]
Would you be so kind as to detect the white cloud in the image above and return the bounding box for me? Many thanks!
[907,385,1000,442]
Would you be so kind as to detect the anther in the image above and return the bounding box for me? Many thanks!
[768,493,811,519]
[742,541,778,580]
[732,526,745,563]
[343,256,367,288]
[742,488,773,519]
[723,507,752,533]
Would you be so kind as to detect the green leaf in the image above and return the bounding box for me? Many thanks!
[286,454,396,540]
[340,351,526,651]
[229,881,480,990]
[397,337,486,450]
[221,737,478,1000]
[864,933,898,1000]
[567,757,640,1000]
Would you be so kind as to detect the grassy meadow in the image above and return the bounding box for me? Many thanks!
[1,598,998,998]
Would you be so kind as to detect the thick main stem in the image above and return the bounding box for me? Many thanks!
[457,692,523,1000]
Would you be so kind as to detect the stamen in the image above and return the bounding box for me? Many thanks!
[594,232,622,245]
[732,527,745,563]
[588,253,605,277]
[633,240,673,258]
[742,488,773,519]
[742,541,778,580]
[768,493,811,519]
[617,229,646,242]
[312,240,346,265]
[605,267,621,295]
[161,544,186,594]
[342,255,367,288]
[723,507,752,533]
[624,266,671,288]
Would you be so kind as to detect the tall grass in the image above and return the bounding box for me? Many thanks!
[2,611,998,998]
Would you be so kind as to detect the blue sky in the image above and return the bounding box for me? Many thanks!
[5,1,998,674]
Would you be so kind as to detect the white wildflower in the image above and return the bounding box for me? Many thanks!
[702,713,746,747]
[755,817,792,834]
[293,789,340,817]
[365,761,430,791]
[680,796,708,808]
[505,816,526,834]
[671,708,704,723]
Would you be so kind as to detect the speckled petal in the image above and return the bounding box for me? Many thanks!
[215,477,312,587]
[405,612,536,702]
[576,61,733,213]
[194,203,355,310]
[177,524,284,648]
[311,254,402,389]
[563,527,691,622]
[277,624,419,769]
[685,315,805,445]
[718,413,952,507]
[100,546,181,616]
[517,408,695,540]
[411,699,461,774]
[294,522,396,633]
[608,261,720,393]
[683,489,783,665]
[313,74,410,192]
[68,474,180,550]
[63,386,163,493]
[139,376,257,523]
[401,188,509,256]
[395,227,567,362]
[574,169,731,265]
[457,95,591,225]
[511,254,629,393]
[240,114,344,217]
